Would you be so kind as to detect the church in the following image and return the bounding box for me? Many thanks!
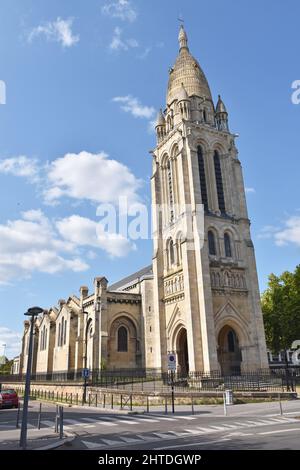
[18,27,269,377]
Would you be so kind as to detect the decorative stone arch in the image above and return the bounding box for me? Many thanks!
[170,142,180,159]
[211,141,227,156]
[215,302,251,374]
[170,322,189,376]
[161,152,170,169]
[195,138,210,154]
[207,225,220,256]
[107,313,139,369]
[174,230,184,265]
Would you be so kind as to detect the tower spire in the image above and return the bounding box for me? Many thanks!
[178,25,189,51]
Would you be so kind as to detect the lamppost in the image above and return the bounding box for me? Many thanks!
[82,311,89,404]
[19,306,44,449]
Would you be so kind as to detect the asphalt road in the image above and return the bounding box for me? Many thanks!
[1,399,300,450]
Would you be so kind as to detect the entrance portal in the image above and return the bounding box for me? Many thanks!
[176,328,189,376]
[218,326,242,375]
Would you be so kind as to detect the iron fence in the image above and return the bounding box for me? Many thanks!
[2,366,299,392]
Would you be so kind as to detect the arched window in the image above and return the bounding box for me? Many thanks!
[208,230,216,256]
[203,109,207,122]
[117,326,128,352]
[169,239,175,266]
[228,330,236,353]
[214,151,226,214]
[224,233,232,257]
[58,323,61,347]
[60,317,64,347]
[44,328,47,350]
[63,319,67,345]
[40,327,44,350]
[197,146,208,211]
[167,160,174,222]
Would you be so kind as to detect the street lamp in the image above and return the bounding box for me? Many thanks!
[19,306,44,449]
[82,311,90,404]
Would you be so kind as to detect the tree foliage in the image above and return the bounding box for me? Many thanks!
[261,265,300,353]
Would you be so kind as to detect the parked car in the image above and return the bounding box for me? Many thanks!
[0,389,19,409]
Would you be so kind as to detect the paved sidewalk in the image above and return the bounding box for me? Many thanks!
[0,427,74,450]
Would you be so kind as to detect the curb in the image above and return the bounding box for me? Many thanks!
[35,432,75,451]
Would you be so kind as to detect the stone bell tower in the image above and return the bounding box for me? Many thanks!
[151,26,268,374]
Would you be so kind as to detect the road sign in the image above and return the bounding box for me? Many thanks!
[167,353,176,371]
[82,368,90,378]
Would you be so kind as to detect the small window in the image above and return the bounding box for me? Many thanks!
[64,319,67,345]
[203,109,207,122]
[169,239,175,265]
[150,326,152,332]
[117,326,128,352]
[208,231,216,256]
[58,323,61,347]
[224,233,232,257]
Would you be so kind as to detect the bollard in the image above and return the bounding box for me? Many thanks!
[278,393,283,415]
[37,402,42,429]
[130,394,133,411]
[120,394,123,410]
[223,392,227,416]
[59,406,64,439]
[191,395,195,415]
[146,396,149,413]
[103,394,106,408]
[55,405,59,433]
[76,393,78,405]
[111,394,114,409]
[95,394,98,408]
[16,402,21,429]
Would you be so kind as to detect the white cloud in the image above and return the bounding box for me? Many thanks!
[245,187,256,194]
[56,215,135,257]
[0,156,40,182]
[113,95,155,119]
[0,327,22,360]
[0,210,88,284]
[102,0,137,22]
[258,215,300,247]
[274,216,300,247]
[28,17,79,48]
[109,27,138,51]
[43,151,142,206]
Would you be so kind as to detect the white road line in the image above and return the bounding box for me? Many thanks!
[149,415,177,421]
[195,427,217,433]
[115,419,138,425]
[42,420,55,427]
[154,438,231,450]
[99,438,122,446]
[175,416,197,420]
[259,428,300,436]
[168,430,190,437]
[119,436,144,443]
[209,425,229,430]
[81,418,117,426]
[153,432,176,439]
[136,434,160,441]
[133,418,160,423]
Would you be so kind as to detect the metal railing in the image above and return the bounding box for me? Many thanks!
[2,366,299,392]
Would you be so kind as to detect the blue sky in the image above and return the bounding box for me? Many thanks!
[0,0,300,358]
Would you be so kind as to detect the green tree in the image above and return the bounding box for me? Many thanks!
[262,265,300,355]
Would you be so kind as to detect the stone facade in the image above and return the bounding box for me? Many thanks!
[17,27,268,376]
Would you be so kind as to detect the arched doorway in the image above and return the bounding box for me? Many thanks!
[176,328,189,376]
[218,325,242,375]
